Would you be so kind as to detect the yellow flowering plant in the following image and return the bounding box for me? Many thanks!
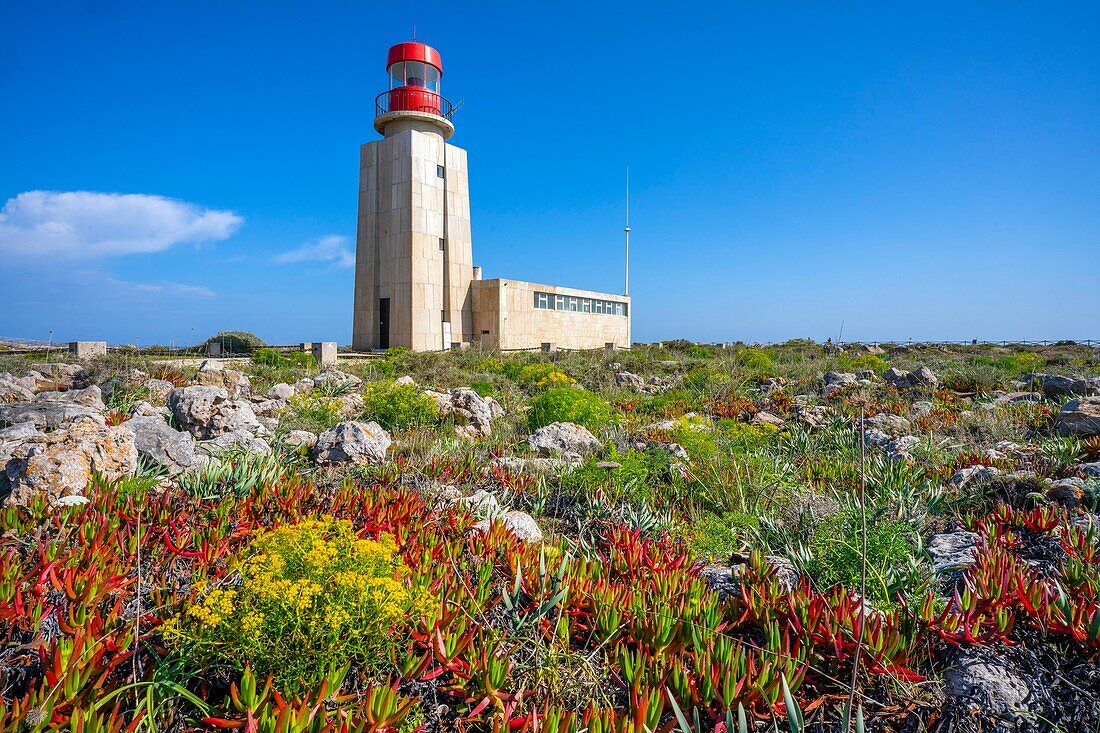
[163,517,430,693]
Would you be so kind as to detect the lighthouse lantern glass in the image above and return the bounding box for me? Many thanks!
[389,62,404,89]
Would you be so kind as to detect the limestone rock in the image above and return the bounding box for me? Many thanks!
[944,650,1033,724]
[1056,397,1100,437]
[193,361,252,399]
[1028,373,1100,398]
[394,375,416,386]
[449,388,493,437]
[1077,462,1100,479]
[124,415,207,476]
[457,489,500,514]
[282,430,318,449]
[527,422,602,458]
[35,385,105,411]
[910,401,934,416]
[751,410,785,428]
[884,366,939,389]
[313,421,391,465]
[143,379,176,403]
[0,401,105,431]
[199,431,272,456]
[167,386,262,440]
[311,369,363,391]
[864,412,911,435]
[267,383,296,400]
[1048,478,1085,508]
[4,418,137,506]
[473,510,543,542]
[0,374,36,403]
[822,372,857,397]
[949,465,1003,489]
[615,371,645,390]
[928,530,979,573]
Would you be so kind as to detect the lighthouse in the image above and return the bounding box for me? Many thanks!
[352,41,630,352]
[352,41,473,351]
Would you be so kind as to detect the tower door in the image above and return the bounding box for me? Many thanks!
[378,298,390,350]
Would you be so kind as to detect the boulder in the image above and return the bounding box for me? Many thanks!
[282,430,318,450]
[1048,478,1086,508]
[944,650,1034,724]
[449,388,494,437]
[863,428,892,448]
[473,510,543,542]
[0,374,35,403]
[143,379,176,403]
[759,377,787,395]
[1028,373,1099,398]
[949,465,1003,489]
[35,384,105,411]
[167,386,262,440]
[484,396,505,418]
[885,435,920,461]
[822,372,857,397]
[927,530,979,573]
[394,375,416,386]
[527,422,602,458]
[4,418,137,506]
[910,401,934,416]
[267,383,296,400]
[250,398,287,417]
[457,489,500,514]
[884,366,939,389]
[751,410,785,428]
[313,421,391,465]
[1056,397,1100,437]
[311,369,362,390]
[0,401,105,431]
[991,391,1043,407]
[0,421,45,471]
[864,412,911,435]
[615,372,646,390]
[489,456,571,475]
[124,415,207,476]
[199,431,272,456]
[1077,462,1100,479]
[192,361,251,399]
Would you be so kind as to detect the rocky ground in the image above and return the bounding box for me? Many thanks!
[1,341,1098,732]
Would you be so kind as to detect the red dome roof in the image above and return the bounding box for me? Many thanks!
[386,42,442,75]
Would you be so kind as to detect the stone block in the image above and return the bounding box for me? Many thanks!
[310,342,338,368]
[68,341,107,359]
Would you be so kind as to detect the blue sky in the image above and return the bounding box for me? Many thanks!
[2,2,1098,346]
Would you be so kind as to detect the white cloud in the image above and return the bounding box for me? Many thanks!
[104,276,216,298]
[0,190,242,259]
[274,235,354,269]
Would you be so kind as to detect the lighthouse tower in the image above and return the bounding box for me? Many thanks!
[352,41,474,351]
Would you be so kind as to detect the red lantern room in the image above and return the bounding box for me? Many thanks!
[378,41,449,117]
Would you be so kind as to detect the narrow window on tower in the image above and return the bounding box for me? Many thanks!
[436,165,445,178]
[439,238,445,251]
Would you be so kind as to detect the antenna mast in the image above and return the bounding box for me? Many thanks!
[624,166,630,296]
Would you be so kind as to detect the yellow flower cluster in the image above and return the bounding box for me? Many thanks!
[188,589,237,629]
[169,516,433,688]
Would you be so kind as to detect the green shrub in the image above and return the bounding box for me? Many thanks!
[361,381,440,430]
[717,421,781,453]
[164,518,429,692]
[175,450,290,500]
[470,380,495,397]
[691,511,760,562]
[200,331,266,354]
[527,387,612,432]
[253,348,316,369]
[515,362,575,390]
[283,392,344,432]
[734,348,774,371]
[630,390,698,418]
[562,448,674,505]
[805,510,922,608]
[682,366,725,392]
[684,344,712,359]
[836,353,889,374]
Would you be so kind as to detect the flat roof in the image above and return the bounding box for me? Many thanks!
[476,278,630,302]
